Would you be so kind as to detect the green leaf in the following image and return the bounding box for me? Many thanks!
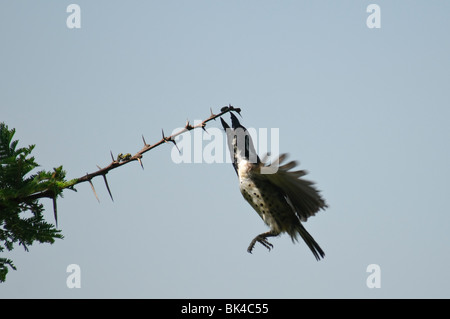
[0,122,66,283]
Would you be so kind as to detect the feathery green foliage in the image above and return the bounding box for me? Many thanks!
[0,122,72,282]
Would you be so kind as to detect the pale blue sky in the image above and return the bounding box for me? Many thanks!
[1,1,450,298]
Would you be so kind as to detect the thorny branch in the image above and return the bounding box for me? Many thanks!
[65,105,241,202]
[0,105,241,282]
[16,105,241,225]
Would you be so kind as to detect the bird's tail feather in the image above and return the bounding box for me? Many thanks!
[291,223,325,261]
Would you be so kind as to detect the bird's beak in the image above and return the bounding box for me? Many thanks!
[220,117,230,131]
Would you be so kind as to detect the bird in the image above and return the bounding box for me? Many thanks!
[220,112,328,260]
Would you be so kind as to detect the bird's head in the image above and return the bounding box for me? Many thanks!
[221,113,261,174]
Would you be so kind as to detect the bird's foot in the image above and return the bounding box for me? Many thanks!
[247,235,274,253]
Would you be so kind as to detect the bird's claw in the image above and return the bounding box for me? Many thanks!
[247,237,274,253]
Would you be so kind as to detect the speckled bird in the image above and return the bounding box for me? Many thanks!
[221,113,328,260]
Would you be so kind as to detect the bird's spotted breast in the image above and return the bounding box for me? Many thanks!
[239,176,281,231]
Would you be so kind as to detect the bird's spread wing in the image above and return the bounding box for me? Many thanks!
[261,154,328,221]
